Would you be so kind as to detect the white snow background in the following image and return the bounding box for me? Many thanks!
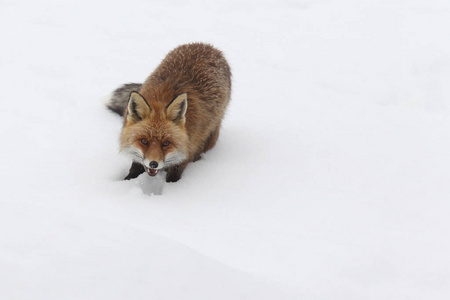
[1,0,450,299]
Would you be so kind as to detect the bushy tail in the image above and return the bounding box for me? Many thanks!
[106,83,143,116]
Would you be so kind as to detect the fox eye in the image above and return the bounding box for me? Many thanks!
[162,140,170,147]
[141,138,148,145]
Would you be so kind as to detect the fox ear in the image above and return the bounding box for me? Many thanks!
[126,92,151,123]
[166,93,188,123]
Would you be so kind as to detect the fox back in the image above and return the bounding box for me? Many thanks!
[107,43,231,182]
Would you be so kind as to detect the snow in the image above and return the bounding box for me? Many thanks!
[2,0,450,299]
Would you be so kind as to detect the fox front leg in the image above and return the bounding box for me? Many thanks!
[165,162,188,183]
[124,162,145,180]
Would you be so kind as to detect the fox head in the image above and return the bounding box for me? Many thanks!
[120,92,189,176]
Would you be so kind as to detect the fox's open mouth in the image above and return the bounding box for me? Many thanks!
[145,167,159,177]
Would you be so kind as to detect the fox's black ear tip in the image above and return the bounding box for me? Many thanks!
[129,91,140,99]
[128,91,150,107]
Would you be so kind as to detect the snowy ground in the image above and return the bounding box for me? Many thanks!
[2,0,450,299]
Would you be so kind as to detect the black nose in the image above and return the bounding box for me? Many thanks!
[149,161,158,169]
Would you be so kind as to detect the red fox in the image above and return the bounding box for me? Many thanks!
[107,43,231,182]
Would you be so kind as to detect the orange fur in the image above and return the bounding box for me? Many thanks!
[120,43,231,182]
